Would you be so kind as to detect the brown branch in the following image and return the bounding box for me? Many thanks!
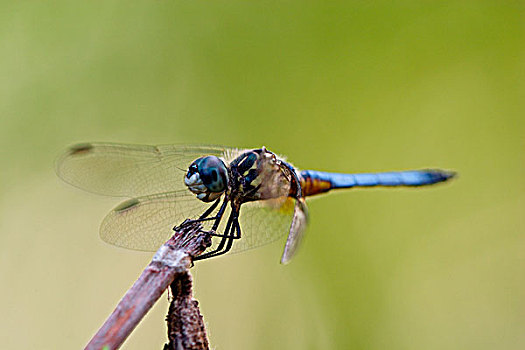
[85,221,212,350]
[164,271,209,350]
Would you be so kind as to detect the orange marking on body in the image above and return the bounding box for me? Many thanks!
[301,177,332,197]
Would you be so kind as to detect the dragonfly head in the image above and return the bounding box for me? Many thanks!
[185,156,229,202]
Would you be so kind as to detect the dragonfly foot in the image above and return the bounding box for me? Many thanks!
[173,219,198,231]
[197,228,216,236]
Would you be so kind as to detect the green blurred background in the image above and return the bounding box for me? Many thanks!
[1,1,524,349]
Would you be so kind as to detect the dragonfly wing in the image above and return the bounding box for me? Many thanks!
[100,190,211,251]
[225,197,301,257]
[280,198,309,264]
[56,143,231,197]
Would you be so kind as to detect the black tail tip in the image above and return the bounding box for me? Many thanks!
[444,170,457,180]
[428,169,457,182]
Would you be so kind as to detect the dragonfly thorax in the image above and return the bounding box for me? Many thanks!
[185,156,229,202]
[228,148,295,203]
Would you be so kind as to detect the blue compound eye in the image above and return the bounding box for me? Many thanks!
[197,156,228,193]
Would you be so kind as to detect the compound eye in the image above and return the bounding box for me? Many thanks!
[197,156,228,193]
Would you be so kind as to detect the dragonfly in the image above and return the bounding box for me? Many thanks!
[56,143,455,264]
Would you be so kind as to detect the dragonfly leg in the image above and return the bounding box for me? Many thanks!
[193,214,234,260]
[175,198,227,230]
[220,217,241,255]
[194,210,242,261]
[198,197,221,219]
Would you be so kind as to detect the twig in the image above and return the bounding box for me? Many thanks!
[85,221,212,350]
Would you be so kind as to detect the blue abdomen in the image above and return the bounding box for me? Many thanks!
[300,169,455,196]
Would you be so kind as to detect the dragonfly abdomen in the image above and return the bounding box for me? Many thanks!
[300,169,455,196]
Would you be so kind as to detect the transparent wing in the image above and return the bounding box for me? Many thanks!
[56,142,232,197]
[280,198,309,264]
[202,197,302,259]
[100,192,309,260]
[233,197,296,253]
[100,190,211,251]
